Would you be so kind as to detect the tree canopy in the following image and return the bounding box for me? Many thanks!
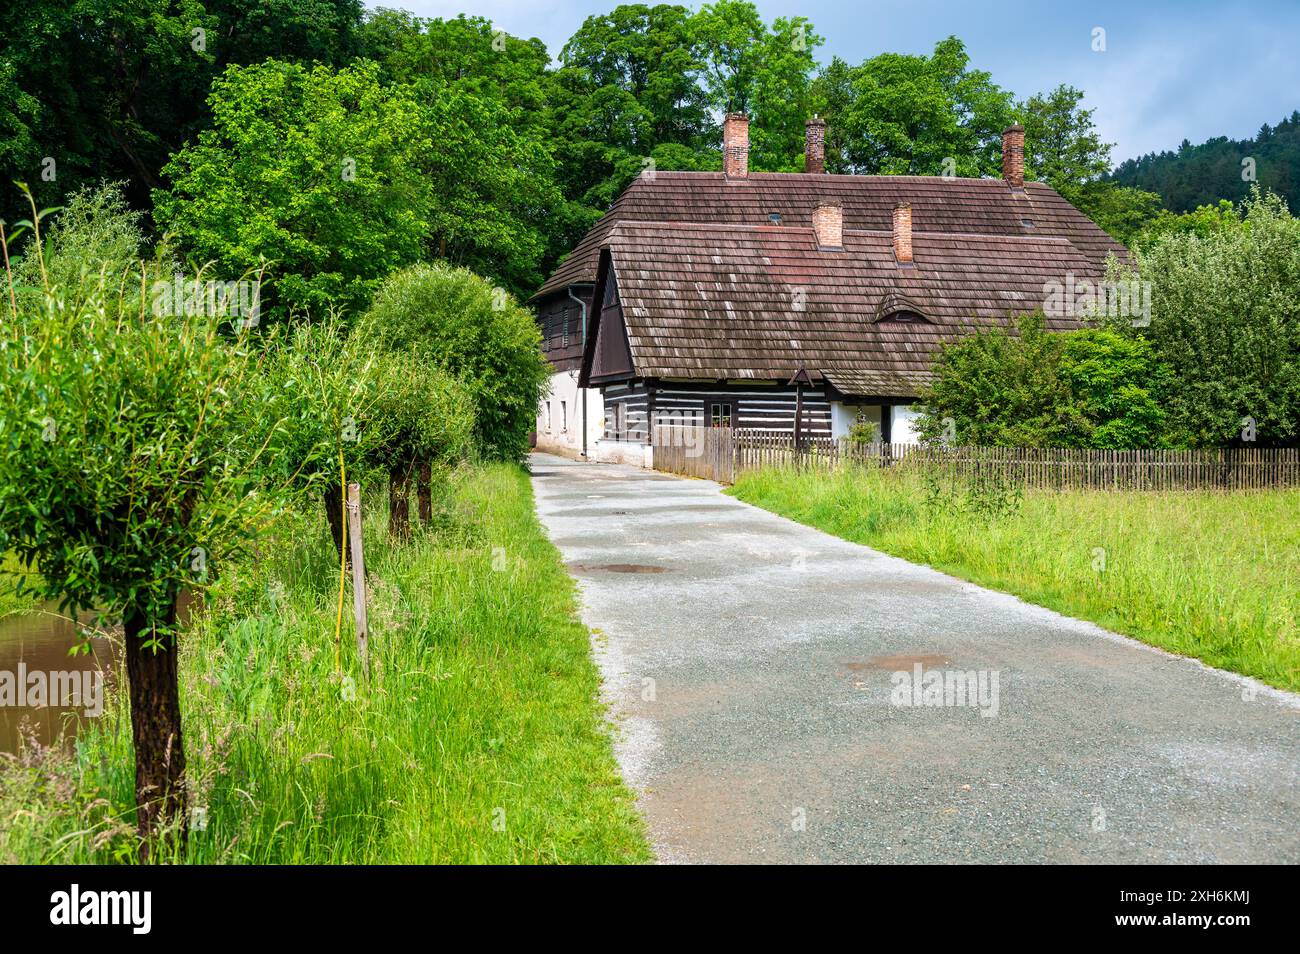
[1108,189,1300,447]
[5,0,1293,313]
[154,59,559,311]
[0,0,363,223]
[813,38,1014,177]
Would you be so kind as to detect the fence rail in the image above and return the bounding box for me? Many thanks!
[652,426,1300,491]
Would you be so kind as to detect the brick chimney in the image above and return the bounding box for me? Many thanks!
[723,113,749,179]
[805,116,826,174]
[812,201,843,249]
[892,204,913,264]
[1002,124,1025,190]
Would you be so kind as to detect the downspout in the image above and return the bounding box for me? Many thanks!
[569,285,591,459]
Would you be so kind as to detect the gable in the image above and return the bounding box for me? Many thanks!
[583,252,634,383]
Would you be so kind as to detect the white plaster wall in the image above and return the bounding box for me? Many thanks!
[535,370,604,457]
[586,440,653,468]
[891,404,922,444]
[830,403,884,440]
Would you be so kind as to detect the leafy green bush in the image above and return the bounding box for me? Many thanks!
[844,414,882,445]
[363,349,476,537]
[358,263,549,461]
[253,317,386,555]
[9,183,148,313]
[917,313,1173,448]
[251,317,477,546]
[1057,331,1177,447]
[1107,188,1300,446]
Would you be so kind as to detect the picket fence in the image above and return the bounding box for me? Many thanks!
[651,426,1300,491]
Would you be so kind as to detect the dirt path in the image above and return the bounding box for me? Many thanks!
[530,453,1300,864]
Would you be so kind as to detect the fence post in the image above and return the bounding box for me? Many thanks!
[347,482,369,676]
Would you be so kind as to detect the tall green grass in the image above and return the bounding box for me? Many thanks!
[1,464,649,864]
[729,466,1300,691]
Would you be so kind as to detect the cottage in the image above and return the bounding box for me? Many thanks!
[531,115,1125,465]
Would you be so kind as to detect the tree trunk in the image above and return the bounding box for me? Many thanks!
[324,484,347,564]
[123,603,187,860]
[417,460,432,524]
[389,465,411,540]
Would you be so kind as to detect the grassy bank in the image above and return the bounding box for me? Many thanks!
[729,466,1300,692]
[1,464,649,864]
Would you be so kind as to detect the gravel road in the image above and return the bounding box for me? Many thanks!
[530,453,1300,864]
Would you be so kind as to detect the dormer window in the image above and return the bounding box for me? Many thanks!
[872,291,930,325]
[879,309,928,324]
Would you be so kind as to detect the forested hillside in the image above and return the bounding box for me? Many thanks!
[1110,111,1300,212]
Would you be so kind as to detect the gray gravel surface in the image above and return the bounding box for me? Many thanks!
[530,453,1300,864]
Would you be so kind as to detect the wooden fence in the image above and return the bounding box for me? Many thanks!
[652,425,735,483]
[652,426,1300,492]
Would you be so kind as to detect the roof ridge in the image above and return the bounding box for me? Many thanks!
[532,169,1125,301]
[606,219,1081,245]
[636,170,1047,186]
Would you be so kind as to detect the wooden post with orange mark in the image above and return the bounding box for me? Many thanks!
[346,482,369,675]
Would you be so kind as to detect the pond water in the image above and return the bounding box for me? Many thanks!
[0,604,120,755]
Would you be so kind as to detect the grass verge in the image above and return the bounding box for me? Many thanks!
[729,465,1299,692]
[1,463,649,864]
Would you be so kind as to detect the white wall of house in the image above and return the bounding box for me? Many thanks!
[891,404,922,444]
[538,382,923,465]
[830,402,922,443]
[588,439,654,468]
[534,370,604,458]
[830,403,883,440]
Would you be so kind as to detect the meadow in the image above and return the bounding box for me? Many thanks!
[729,465,1300,692]
[0,465,649,864]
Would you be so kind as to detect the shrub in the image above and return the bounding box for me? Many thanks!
[253,317,387,557]
[9,182,148,314]
[358,263,550,461]
[362,349,476,538]
[1108,188,1300,446]
[844,414,882,445]
[916,313,1173,448]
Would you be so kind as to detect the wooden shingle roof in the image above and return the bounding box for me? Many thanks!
[536,171,1125,301]
[600,220,1100,396]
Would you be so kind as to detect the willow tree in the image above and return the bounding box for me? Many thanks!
[256,317,383,559]
[0,207,280,856]
[359,350,476,538]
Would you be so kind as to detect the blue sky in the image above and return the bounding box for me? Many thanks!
[371,0,1300,165]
